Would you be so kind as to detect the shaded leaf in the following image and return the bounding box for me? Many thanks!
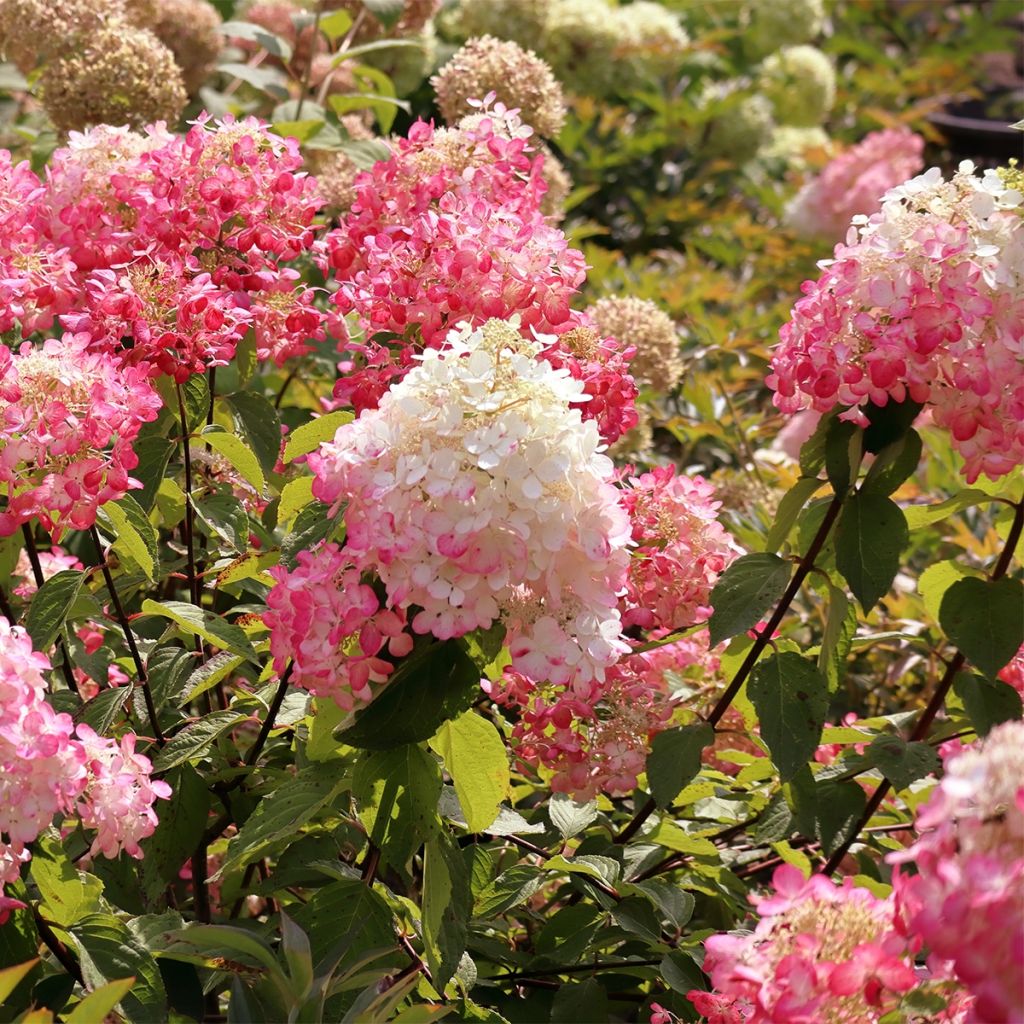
[940,576,1024,679]
[835,492,908,611]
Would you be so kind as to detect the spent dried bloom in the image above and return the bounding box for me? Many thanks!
[768,161,1024,483]
[0,337,162,537]
[688,865,961,1024]
[786,128,926,240]
[432,35,567,137]
[538,144,571,221]
[150,0,223,94]
[0,0,128,72]
[40,23,188,132]
[742,0,824,58]
[587,296,683,391]
[307,317,632,689]
[759,44,835,128]
[891,721,1024,1023]
[449,0,549,46]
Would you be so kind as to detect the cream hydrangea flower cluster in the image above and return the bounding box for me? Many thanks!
[306,317,632,694]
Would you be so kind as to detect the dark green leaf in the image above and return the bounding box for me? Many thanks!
[708,553,792,647]
[862,399,923,454]
[834,492,908,611]
[423,832,472,991]
[291,880,397,966]
[281,501,339,569]
[225,392,283,474]
[25,569,85,651]
[798,408,840,476]
[194,493,248,552]
[815,780,867,856]
[219,20,294,60]
[765,477,822,553]
[178,651,245,707]
[866,735,940,791]
[74,685,131,735]
[30,836,103,928]
[475,866,545,918]
[363,0,404,28]
[96,494,159,580]
[953,671,1024,735]
[646,722,713,808]
[861,430,922,496]
[153,710,247,772]
[817,583,856,691]
[825,419,862,495]
[179,374,211,432]
[133,437,175,512]
[748,653,829,783]
[140,766,211,899]
[753,792,794,844]
[71,914,167,1023]
[550,978,608,1024]
[147,645,194,710]
[352,744,442,869]
[339,640,481,750]
[141,599,259,665]
[940,576,1024,679]
[629,881,694,931]
[611,896,662,942]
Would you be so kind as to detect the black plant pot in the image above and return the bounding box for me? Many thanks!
[928,91,1024,163]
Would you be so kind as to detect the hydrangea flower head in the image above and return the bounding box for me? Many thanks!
[769,162,1024,482]
[308,317,632,689]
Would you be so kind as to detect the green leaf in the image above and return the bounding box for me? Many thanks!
[708,553,792,647]
[339,640,481,750]
[940,576,1024,679]
[817,583,856,691]
[141,599,259,665]
[72,914,167,1023]
[903,489,991,530]
[834,492,908,611]
[291,880,397,965]
[140,766,211,899]
[629,881,694,930]
[547,794,598,840]
[225,392,283,474]
[918,560,974,623]
[319,9,353,41]
[25,569,85,651]
[194,492,248,552]
[66,976,138,1023]
[551,979,608,1024]
[328,92,409,135]
[282,411,353,463]
[30,837,104,928]
[953,671,1024,736]
[178,374,211,432]
[277,476,315,525]
[200,427,266,494]
[0,960,39,1005]
[363,0,404,28]
[152,710,248,771]
[216,761,349,879]
[825,419,862,495]
[177,651,245,707]
[162,924,282,976]
[217,61,290,99]
[281,501,339,568]
[423,833,472,992]
[645,722,713,808]
[798,408,839,476]
[748,653,829,783]
[814,780,867,856]
[147,645,194,710]
[861,429,922,496]
[475,866,545,917]
[352,744,442,869]
[132,437,175,512]
[866,735,940,791]
[96,494,159,580]
[75,685,132,735]
[429,712,509,833]
[765,477,822,553]
[544,854,620,888]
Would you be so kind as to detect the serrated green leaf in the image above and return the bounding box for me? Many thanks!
[708,553,792,646]
[646,722,713,808]
[66,976,138,1023]
[825,419,862,495]
[339,640,481,750]
[817,583,855,691]
[225,392,283,474]
[141,599,259,665]
[216,761,349,879]
[353,744,442,869]
[139,766,210,899]
[547,794,598,840]
[474,865,545,917]
[25,569,85,651]
[765,477,822,553]
[815,780,867,856]
[835,492,908,611]
[953,671,1024,736]
[277,476,315,525]
[97,494,159,580]
[866,734,940,792]
[429,712,509,833]
[177,651,245,706]
[423,833,472,992]
[940,576,1024,680]
[30,836,104,929]
[282,412,355,464]
[861,429,922,495]
[748,653,829,783]
[178,374,211,432]
[132,437,175,512]
[153,710,247,771]
[918,560,975,624]
[200,427,266,494]
[903,488,991,530]
[74,685,132,735]
[219,20,294,60]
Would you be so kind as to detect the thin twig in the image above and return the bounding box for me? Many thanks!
[174,383,201,610]
[34,907,84,986]
[244,662,293,767]
[21,524,79,694]
[90,527,164,745]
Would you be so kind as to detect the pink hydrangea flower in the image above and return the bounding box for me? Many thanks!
[996,643,1024,696]
[0,336,162,537]
[786,129,925,240]
[769,162,1024,483]
[688,865,966,1024]
[891,720,1024,1023]
[619,466,740,632]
